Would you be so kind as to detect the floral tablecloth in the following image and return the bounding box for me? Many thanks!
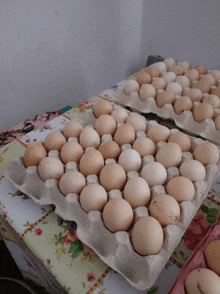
[0,89,220,294]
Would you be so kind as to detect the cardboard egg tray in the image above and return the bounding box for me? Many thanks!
[110,62,220,144]
[4,105,220,290]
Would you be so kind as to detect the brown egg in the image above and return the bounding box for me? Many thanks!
[170,64,184,76]
[204,240,220,276]
[44,132,66,152]
[173,96,193,114]
[202,94,220,109]
[145,66,160,78]
[211,86,220,98]
[184,88,203,102]
[191,65,205,75]
[193,103,214,122]
[193,142,219,165]
[99,163,126,192]
[209,70,220,81]
[133,137,156,158]
[136,72,151,86]
[155,142,182,168]
[139,84,156,101]
[147,125,170,144]
[98,140,121,160]
[79,127,100,150]
[102,198,133,233]
[59,171,86,195]
[80,184,107,212]
[23,143,47,167]
[185,69,199,82]
[166,176,195,203]
[168,132,191,152]
[215,114,220,130]
[62,121,83,139]
[95,114,117,137]
[79,149,104,177]
[111,108,128,123]
[192,79,211,93]
[93,99,113,118]
[114,123,136,147]
[156,89,175,108]
[178,61,190,72]
[151,77,166,91]
[38,157,64,181]
[126,115,147,132]
[60,142,84,164]
[202,73,216,87]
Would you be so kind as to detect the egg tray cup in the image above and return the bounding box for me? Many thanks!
[110,65,220,145]
[3,106,220,291]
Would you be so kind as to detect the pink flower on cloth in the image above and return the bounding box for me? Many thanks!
[87,271,96,282]
[62,235,71,245]
[66,230,79,242]
[34,228,43,236]
[82,243,93,252]
[46,259,50,264]
[3,212,8,219]
[1,228,6,232]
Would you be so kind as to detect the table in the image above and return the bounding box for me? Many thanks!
[1,86,220,294]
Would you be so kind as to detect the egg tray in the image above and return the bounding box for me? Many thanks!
[3,106,220,291]
[110,63,220,145]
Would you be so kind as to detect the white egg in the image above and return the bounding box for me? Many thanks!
[162,72,176,85]
[118,149,142,173]
[141,162,167,187]
[111,108,129,123]
[124,80,140,96]
[166,82,182,96]
[180,159,206,182]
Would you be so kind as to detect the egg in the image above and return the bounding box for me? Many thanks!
[162,72,176,85]
[205,240,220,276]
[123,177,150,209]
[79,149,104,177]
[211,86,220,98]
[156,142,182,168]
[111,108,128,123]
[44,131,66,152]
[166,176,195,202]
[192,79,211,93]
[123,79,140,96]
[95,114,117,137]
[177,61,190,72]
[135,72,151,86]
[193,142,219,165]
[168,132,191,152]
[180,159,206,182]
[131,216,164,256]
[184,88,203,102]
[93,99,114,118]
[185,268,220,294]
[147,125,170,144]
[114,124,136,147]
[141,162,167,187]
[202,94,220,109]
[60,142,84,164]
[215,114,220,130]
[62,121,83,138]
[23,142,47,167]
[149,194,180,227]
[145,66,160,78]
[151,62,167,73]
[102,198,133,233]
[192,65,205,75]
[99,163,126,192]
[176,75,190,89]
[118,149,142,173]
[170,64,184,76]
[163,57,175,71]
[79,127,100,150]
[193,103,214,122]
[79,184,107,212]
[125,115,147,132]
[98,140,120,160]
[38,157,64,181]
[133,137,156,158]
[209,69,220,81]
[151,77,166,91]
[59,171,86,195]
[139,84,156,101]
[166,82,182,96]
[203,74,216,87]
[156,89,175,108]
[173,96,193,114]
[185,68,199,81]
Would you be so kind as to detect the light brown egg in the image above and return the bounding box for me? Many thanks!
[178,61,190,72]
[136,72,151,86]
[23,143,47,167]
[38,157,64,181]
[191,65,205,75]
[98,140,120,160]
[145,66,160,78]
[139,84,156,101]
[193,103,214,122]
[95,114,117,137]
[166,176,195,203]
[133,137,156,158]
[44,131,66,152]
[62,121,83,139]
[173,96,193,114]
[202,94,220,109]
[211,86,220,98]
[149,194,180,227]
[131,216,164,256]
[79,149,104,177]
[214,114,220,130]
[184,88,203,102]
[176,75,190,89]
[204,240,220,276]
[111,108,128,123]
[155,142,182,168]
[170,64,184,76]
[60,142,84,164]
[192,79,211,93]
[79,184,107,212]
[209,69,220,81]
[102,198,133,233]
[163,57,175,71]
[202,73,216,87]
[93,99,113,118]
[185,68,199,82]
[59,171,86,195]
[193,142,219,165]
[151,77,166,91]
[99,163,126,192]
[79,127,100,150]
[147,125,170,144]
[126,115,147,132]
[114,123,136,147]
[156,89,175,108]
[168,132,191,152]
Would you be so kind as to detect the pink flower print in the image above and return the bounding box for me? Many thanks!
[34,228,43,236]
[62,235,71,245]
[1,228,6,232]
[82,243,93,252]
[3,212,7,219]
[66,230,79,242]
[25,139,31,143]
[46,259,50,264]
[87,271,96,282]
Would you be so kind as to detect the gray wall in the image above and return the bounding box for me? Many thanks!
[1,0,220,131]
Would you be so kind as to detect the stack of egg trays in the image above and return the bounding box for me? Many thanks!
[110,62,220,144]
[4,105,220,291]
